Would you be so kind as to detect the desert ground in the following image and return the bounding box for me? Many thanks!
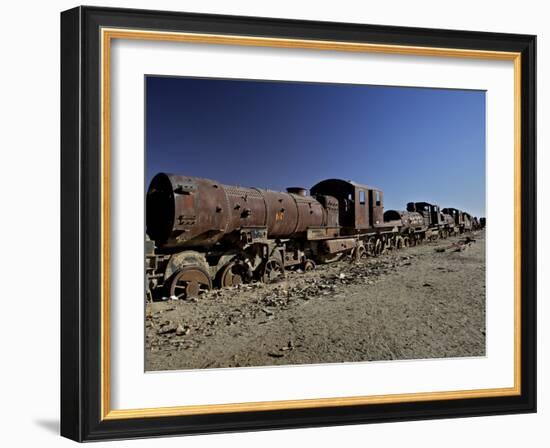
[145,230,485,371]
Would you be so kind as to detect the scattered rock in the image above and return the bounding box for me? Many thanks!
[176,324,189,336]
[157,325,176,335]
[280,341,294,351]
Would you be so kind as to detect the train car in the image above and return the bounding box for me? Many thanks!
[405,201,448,241]
[461,212,473,232]
[440,212,457,237]
[442,207,466,233]
[146,174,398,299]
[309,179,384,232]
[383,209,426,246]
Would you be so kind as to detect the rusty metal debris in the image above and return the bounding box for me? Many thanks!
[435,236,478,253]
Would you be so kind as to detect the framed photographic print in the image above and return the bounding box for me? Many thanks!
[60,6,536,441]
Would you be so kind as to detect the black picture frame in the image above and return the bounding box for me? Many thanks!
[61,5,536,442]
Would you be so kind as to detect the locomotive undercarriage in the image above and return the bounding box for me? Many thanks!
[146,223,464,301]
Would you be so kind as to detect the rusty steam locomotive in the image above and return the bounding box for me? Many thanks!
[146,173,482,300]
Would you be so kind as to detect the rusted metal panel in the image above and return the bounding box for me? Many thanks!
[307,227,340,240]
[292,194,325,234]
[225,185,267,233]
[355,188,368,229]
[321,238,357,254]
[315,195,339,227]
[369,189,384,227]
[383,210,425,231]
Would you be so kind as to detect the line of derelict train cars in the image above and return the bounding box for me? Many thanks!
[146,173,485,300]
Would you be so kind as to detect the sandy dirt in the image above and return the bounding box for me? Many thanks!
[145,230,485,371]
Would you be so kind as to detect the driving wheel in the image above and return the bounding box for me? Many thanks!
[262,258,285,283]
[169,266,212,300]
[218,261,244,288]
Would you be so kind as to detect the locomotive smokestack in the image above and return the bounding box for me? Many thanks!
[287,187,308,196]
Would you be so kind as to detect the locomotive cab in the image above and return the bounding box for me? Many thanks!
[310,179,384,234]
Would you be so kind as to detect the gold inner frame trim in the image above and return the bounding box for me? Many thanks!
[100,27,522,420]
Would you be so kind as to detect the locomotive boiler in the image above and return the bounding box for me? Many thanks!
[146,173,332,250]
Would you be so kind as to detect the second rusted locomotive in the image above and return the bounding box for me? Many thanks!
[146,173,479,300]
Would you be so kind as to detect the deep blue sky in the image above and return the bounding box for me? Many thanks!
[146,76,486,217]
